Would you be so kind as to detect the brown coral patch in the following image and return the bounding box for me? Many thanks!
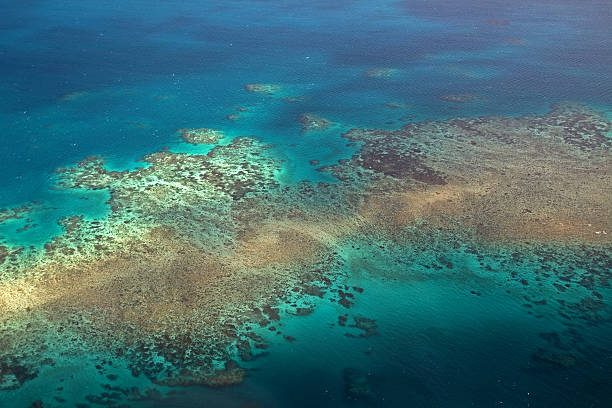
[359,157,610,243]
[0,245,7,266]
[155,360,245,387]
[3,223,327,325]
[360,149,446,184]
[0,216,342,389]
[236,224,325,268]
[347,104,611,244]
[341,128,447,184]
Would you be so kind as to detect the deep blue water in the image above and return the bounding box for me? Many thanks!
[1,1,611,407]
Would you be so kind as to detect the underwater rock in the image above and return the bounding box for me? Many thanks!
[16,223,36,233]
[337,289,354,308]
[154,360,246,387]
[532,348,578,368]
[237,340,253,361]
[262,305,280,321]
[343,368,376,400]
[538,332,564,348]
[0,245,7,265]
[346,316,378,338]
[0,372,19,391]
[292,307,314,316]
[178,128,224,144]
[0,359,38,390]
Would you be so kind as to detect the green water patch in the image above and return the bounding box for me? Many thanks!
[0,188,110,248]
[272,124,358,186]
[0,339,170,408]
[587,103,612,141]
[238,230,611,406]
[166,127,238,156]
[103,154,154,172]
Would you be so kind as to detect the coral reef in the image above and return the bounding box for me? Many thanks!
[0,103,610,405]
[245,83,282,95]
[297,113,333,133]
[0,136,348,399]
[178,128,224,144]
[346,316,378,338]
[329,103,611,243]
[343,368,377,400]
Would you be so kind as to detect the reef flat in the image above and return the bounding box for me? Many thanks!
[331,103,611,243]
[0,104,610,406]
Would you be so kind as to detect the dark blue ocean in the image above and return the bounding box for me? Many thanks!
[0,1,611,407]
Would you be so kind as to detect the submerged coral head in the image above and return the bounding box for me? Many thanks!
[178,128,224,144]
